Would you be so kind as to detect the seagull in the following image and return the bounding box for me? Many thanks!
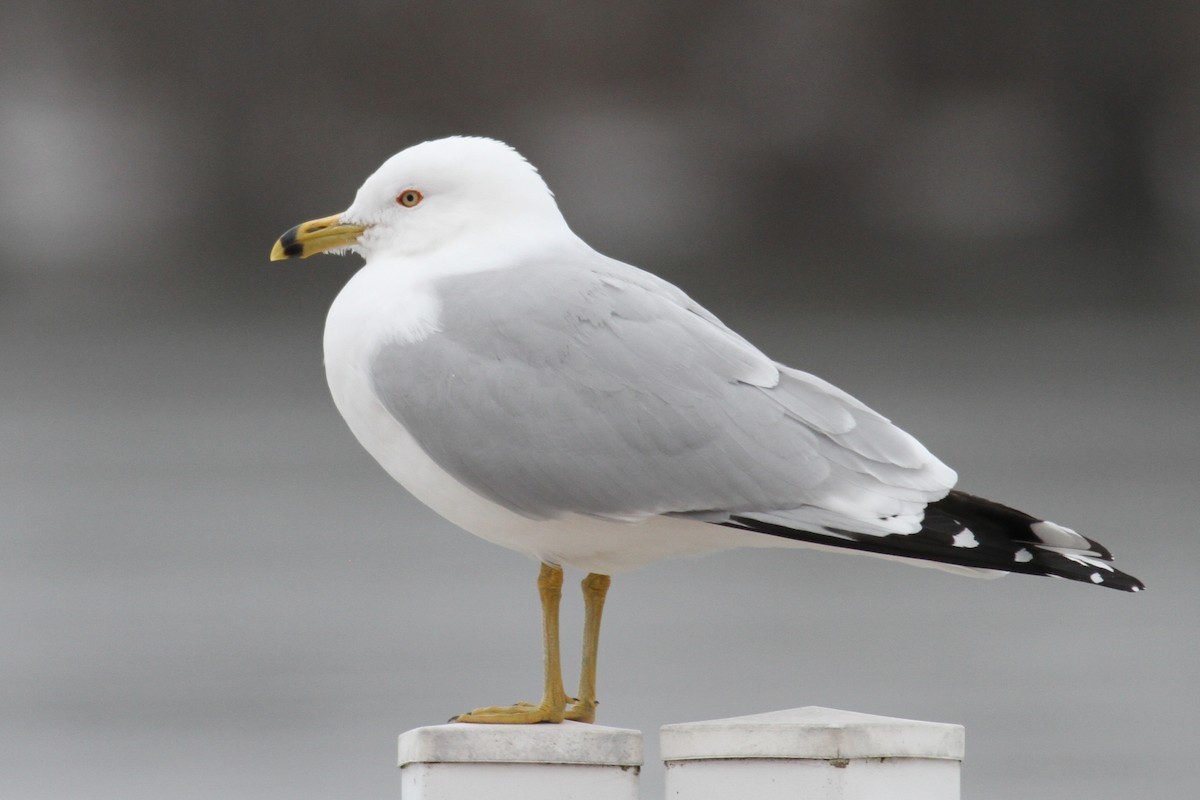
[270,136,1143,725]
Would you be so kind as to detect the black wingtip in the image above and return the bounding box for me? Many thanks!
[721,493,1146,594]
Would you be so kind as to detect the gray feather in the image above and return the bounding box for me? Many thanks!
[369,254,954,529]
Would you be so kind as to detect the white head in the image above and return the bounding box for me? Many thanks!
[271,137,570,262]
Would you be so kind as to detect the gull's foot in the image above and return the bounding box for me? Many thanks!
[564,698,597,724]
[451,700,565,724]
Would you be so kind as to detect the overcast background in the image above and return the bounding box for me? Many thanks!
[3,3,1198,799]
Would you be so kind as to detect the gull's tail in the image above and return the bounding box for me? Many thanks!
[719,489,1145,592]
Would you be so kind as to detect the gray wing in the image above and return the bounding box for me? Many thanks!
[370,254,955,532]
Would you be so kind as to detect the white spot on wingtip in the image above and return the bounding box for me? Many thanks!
[1031,520,1088,549]
[1014,548,1033,563]
[1131,586,1141,592]
[1090,572,1104,584]
[1065,553,1116,572]
[952,529,979,548]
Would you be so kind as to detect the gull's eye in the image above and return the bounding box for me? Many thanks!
[397,189,423,208]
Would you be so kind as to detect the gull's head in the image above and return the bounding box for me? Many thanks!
[270,137,567,262]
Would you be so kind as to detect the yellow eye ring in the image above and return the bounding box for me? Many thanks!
[397,189,423,208]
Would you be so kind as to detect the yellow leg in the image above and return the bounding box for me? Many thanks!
[565,573,611,723]
[452,563,568,724]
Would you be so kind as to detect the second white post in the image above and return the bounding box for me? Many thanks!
[661,706,964,800]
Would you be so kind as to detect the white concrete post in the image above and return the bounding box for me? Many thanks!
[398,721,642,800]
[661,706,964,800]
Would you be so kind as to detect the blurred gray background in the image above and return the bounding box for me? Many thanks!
[3,2,1198,798]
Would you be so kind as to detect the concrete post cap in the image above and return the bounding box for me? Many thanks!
[661,706,964,762]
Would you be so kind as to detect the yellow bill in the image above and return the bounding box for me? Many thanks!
[270,214,368,261]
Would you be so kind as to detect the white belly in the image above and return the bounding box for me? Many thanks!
[326,352,775,572]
